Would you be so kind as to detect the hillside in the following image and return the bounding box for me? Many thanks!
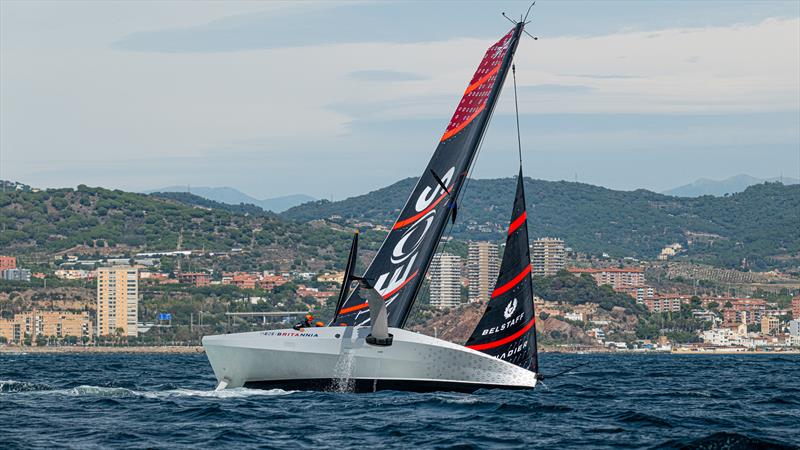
[283,179,800,270]
[150,191,273,217]
[663,174,799,197]
[0,185,381,271]
[145,186,315,212]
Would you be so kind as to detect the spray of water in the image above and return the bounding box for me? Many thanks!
[332,350,356,392]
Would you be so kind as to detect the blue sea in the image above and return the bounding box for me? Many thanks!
[1,352,798,449]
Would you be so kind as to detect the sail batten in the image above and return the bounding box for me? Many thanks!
[333,23,525,328]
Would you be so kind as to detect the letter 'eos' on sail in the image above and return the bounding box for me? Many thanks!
[333,25,524,328]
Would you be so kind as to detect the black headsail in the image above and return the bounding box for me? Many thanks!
[333,23,525,328]
[465,168,538,372]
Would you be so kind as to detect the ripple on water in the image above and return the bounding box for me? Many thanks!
[612,410,674,428]
[0,380,54,393]
[657,431,798,450]
[1,353,799,448]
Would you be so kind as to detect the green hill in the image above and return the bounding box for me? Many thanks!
[0,185,382,272]
[282,179,800,270]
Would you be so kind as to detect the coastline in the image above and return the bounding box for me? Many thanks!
[0,345,204,354]
[3,345,797,355]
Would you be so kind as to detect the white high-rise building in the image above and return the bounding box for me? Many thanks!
[468,241,499,303]
[429,253,462,309]
[531,237,565,276]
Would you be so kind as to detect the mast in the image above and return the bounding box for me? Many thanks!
[333,23,526,328]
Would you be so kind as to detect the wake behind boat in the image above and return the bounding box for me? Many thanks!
[204,15,540,393]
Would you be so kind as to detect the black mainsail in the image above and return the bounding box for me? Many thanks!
[466,168,538,372]
[333,23,526,328]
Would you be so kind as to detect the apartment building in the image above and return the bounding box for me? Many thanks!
[531,237,565,276]
[568,267,645,289]
[0,311,91,344]
[467,241,500,303]
[0,255,16,271]
[177,272,210,287]
[429,253,462,309]
[722,299,767,325]
[96,266,139,337]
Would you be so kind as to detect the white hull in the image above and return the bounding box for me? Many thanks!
[202,326,537,393]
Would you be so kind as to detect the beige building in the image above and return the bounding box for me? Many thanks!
[97,266,139,337]
[0,311,91,344]
[317,272,345,284]
[761,316,780,335]
[467,241,499,303]
[429,253,462,309]
[567,267,645,289]
[531,237,565,276]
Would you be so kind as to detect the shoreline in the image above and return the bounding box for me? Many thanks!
[2,345,797,355]
[0,345,204,354]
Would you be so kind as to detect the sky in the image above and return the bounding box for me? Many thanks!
[1,0,799,200]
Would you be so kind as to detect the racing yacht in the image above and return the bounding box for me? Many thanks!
[204,16,540,393]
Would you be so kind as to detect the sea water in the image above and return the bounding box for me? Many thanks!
[1,352,798,449]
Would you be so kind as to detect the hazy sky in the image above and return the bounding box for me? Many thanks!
[2,1,799,199]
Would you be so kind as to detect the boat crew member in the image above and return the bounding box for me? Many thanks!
[293,314,314,330]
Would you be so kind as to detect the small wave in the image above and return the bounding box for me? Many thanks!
[3,382,295,399]
[752,396,800,406]
[59,385,140,397]
[431,393,481,405]
[147,388,296,399]
[658,432,797,450]
[0,380,54,393]
[613,411,674,428]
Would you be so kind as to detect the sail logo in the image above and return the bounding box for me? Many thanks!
[497,340,528,360]
[481,312,524,336]
[492,36,511,59]
[357,166,456,322]
[504,298,518,319]
[262,331,319,338]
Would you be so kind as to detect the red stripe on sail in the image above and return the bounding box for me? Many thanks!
[507,211,527,235]
[466,318,536,351]
[392,186,452,230]
[491,264,531,298]
[337,270,419,315]
[381,270,418,299]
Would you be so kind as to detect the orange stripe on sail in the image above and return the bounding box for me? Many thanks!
[338,302,368,315]
[507,211,527,235]
[440,104,486,142]
[491,264,531,298]
[337,270,419,315]
[392,186,452,230]
[464,64,500,95]
[466,318,536,351]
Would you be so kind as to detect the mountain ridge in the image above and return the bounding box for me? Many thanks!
[662,174,799,197]
[282,177,800,271]
[143,185,315,212]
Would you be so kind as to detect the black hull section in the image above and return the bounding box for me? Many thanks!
[243,378,533,394]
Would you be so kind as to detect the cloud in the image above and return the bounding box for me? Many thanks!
[110,2,501,53]
[347,70,428,82]
[2,3,798,197]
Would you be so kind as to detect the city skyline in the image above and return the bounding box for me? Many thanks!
[1,1,798,199]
